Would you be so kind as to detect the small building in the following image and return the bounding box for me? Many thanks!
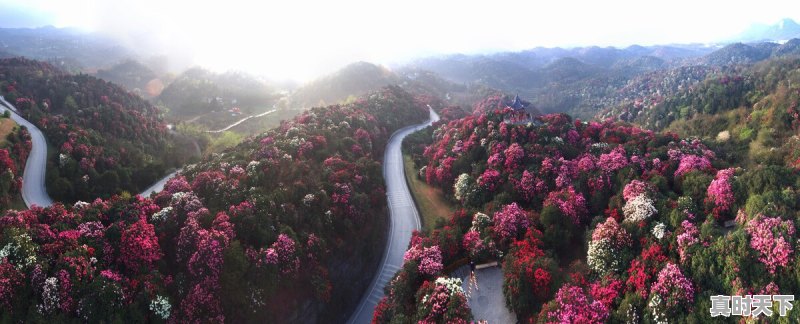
[505,94,541,124]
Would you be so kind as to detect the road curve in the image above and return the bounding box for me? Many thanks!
[139,169,181,197]
[0,96,54,208]
[348,107,440,324]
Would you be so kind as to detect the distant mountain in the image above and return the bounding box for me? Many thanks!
[95,59,161,98]
[289,61,401,108]
[733,18,800,42]
[158,67,277,117]
[702,39,800,65]
[0,26,134,71]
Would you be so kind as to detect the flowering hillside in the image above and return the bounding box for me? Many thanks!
[0,57,197,202]
[0,86,428,322]
[0,116,31,209]
[375,94,800,322]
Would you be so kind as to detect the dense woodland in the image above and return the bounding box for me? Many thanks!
[0,57,197,202]
[0,86,430,322]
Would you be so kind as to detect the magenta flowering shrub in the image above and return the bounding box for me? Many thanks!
[706,168,735,219]
[477,169,502,192]
[598,146,629,173]
[745,215,795,274]
[544,186,588,225]
[622,180,654,201]
[649,263,694,319]
[674,154,713,178]
[492,203,530,241]
[404,244,444,276]
[541,284,608,323]
[676,220,699,264]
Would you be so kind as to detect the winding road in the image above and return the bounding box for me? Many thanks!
[348,107,439,324]
[0,96,185,207]
[4,93,442,322]
[0,96,54,208]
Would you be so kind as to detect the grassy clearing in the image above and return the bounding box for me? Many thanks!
[0,117,17,146]
[403,154,456,231]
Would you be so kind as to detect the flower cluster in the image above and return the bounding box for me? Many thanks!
[587,217,632,275]
[544,186,588,225]
[492,203,530,241]
[404,244,443,276]
[745,215,795,274]
[622,194,657,223]
[544,284,608,324]
[649,263,694,318]
[706,168,735,219]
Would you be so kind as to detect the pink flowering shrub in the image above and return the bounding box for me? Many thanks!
[745,215,795,274]
[706,168,735,219]
[674,154,712,178]
[478,169,502,192]
[544,186,588,225]
[623,180,654,201]
[512,170,546,202]
[403,244,443,276]
[503,143,525,170]
[541,284,608,324]
[676,220,699,264]
[649,263,694,319]
[414,277,472,323]
[492,203,530,241]
[598,146,629,173]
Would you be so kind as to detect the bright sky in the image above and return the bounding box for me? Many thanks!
[1,0,799,81]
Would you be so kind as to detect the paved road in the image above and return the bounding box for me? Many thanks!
[139,169,181,197]
[0,96,54,208]
[206,109,277,133]
[348,107,439,324]
[453,265,515,323]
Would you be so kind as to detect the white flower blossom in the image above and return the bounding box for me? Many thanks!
[623,194,657,223]
[453,173,472,201]
[652,222,666,240]
[471,212,491,232]
[149,295,172,320]
[38,277,59,314]
[302,194,316,207]
[151,206,174,222]
[73,201,89,210]
[587,238,625,275]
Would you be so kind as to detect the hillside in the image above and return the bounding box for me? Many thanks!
[0,112,30,209]
[0,86,431,323]
[95,59,162,98]
[289,62,401,108]
[0,57,196,202]
[156,67,281,133]
[375,90,800,322]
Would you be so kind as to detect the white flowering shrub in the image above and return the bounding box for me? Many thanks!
[453,173,472,202]
[587,239,628,275]
[623,194,657,223]
[149,295,172,320]
[151,206,174,222]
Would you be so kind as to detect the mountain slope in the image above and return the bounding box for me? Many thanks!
[0,57,195,202]
[289,61,401,108]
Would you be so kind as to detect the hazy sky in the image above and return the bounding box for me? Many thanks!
[1,0,799,81]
